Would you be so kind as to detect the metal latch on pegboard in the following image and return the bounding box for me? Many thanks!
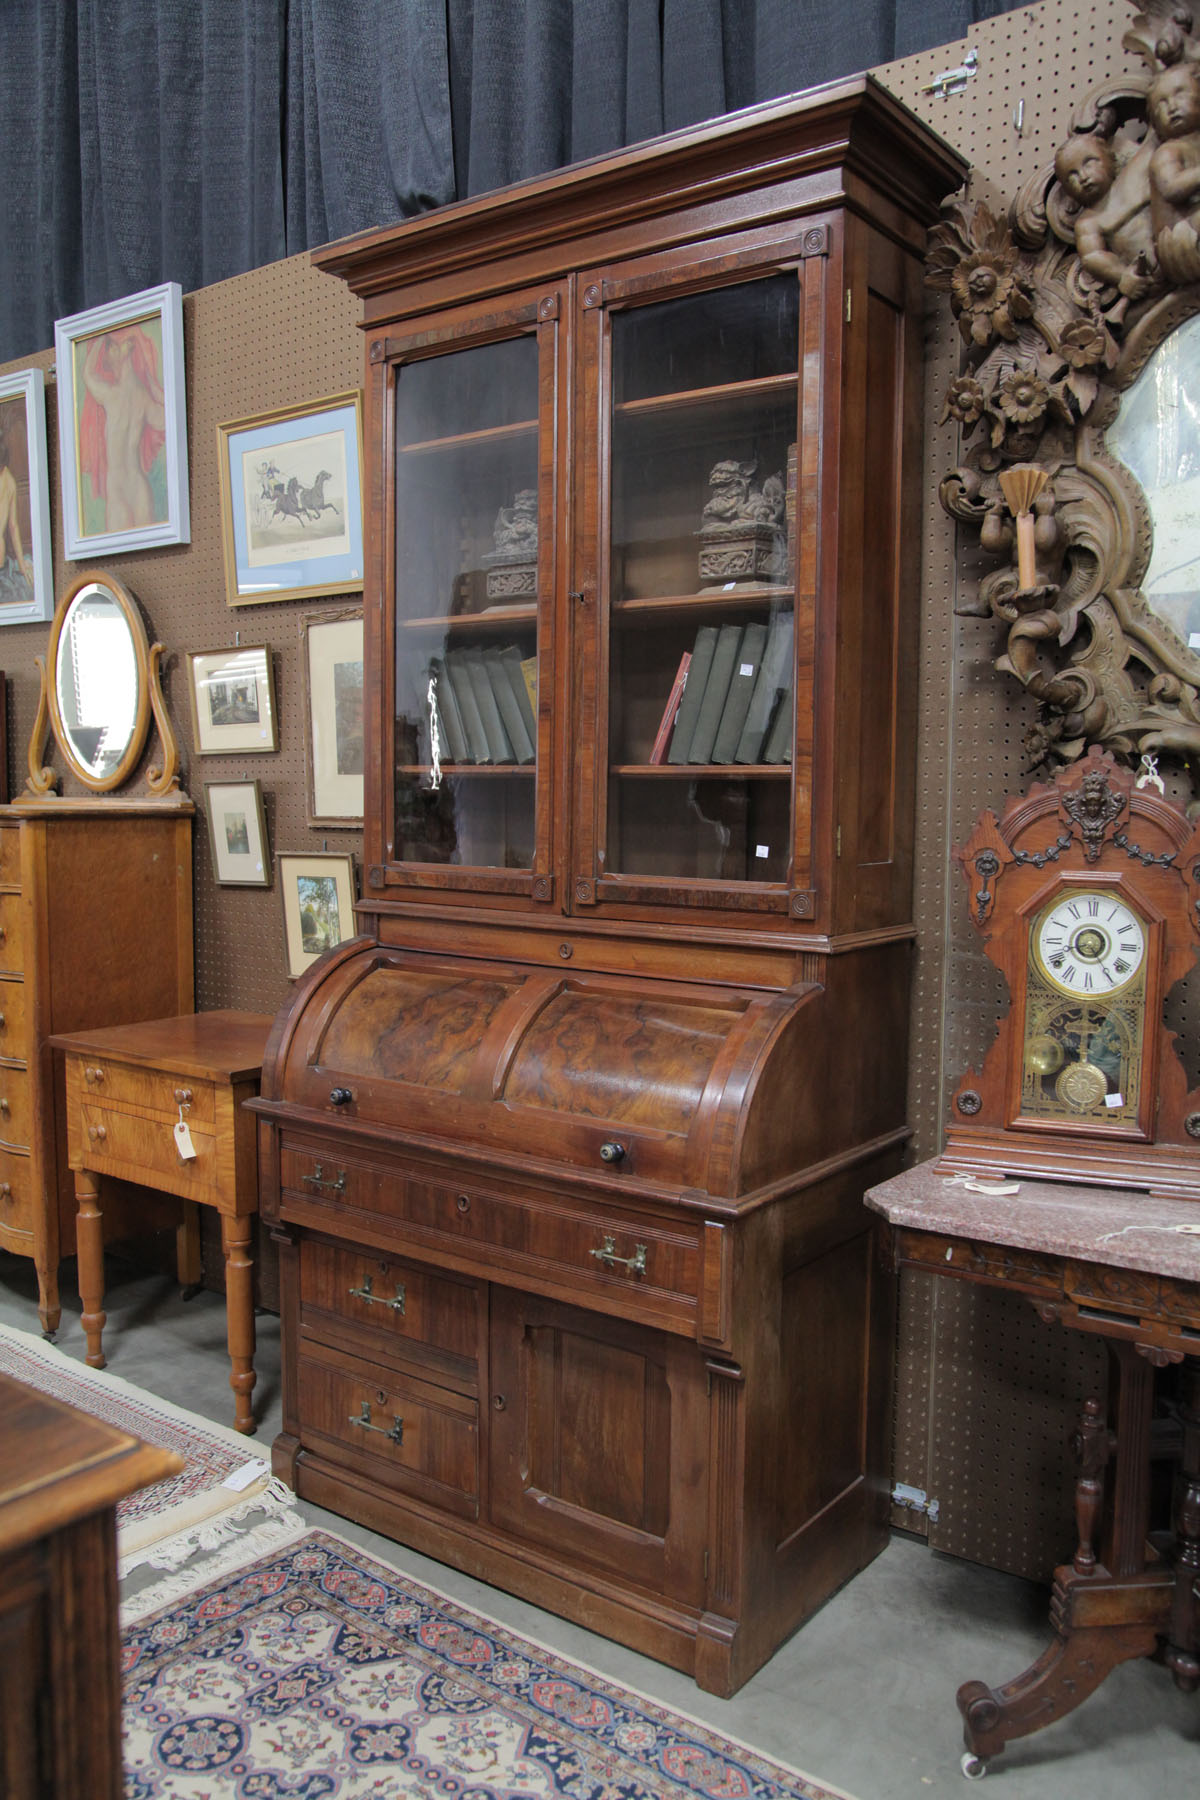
[893,1481,940,1523]
[923,48,977,99]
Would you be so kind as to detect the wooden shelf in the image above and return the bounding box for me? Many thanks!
[397,763,536,777]
[401,605,538,632]
[611,586,792,620]
[612,763,789,777]
[398,418,538,454]
[613,372,797,419]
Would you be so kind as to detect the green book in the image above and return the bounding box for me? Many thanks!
[463,645,515,762]
[687,623,743,763]
[445,649,492,763]
[762,680,793,764]
[497,644,538,758]
[430,657,470,763]
[711,620,768,764]
[735,611,794,763]
[667,625,718,764]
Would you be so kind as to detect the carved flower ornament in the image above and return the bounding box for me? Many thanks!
[1057,318,1108,370]
[997,368,1051,424]
[927,203,1033,347]
[940,375,988,426]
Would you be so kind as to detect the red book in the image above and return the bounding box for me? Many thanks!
[648,651,691,764]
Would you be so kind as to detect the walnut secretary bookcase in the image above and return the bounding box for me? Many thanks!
[253,77,966,1694]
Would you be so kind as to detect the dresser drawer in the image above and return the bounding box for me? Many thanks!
[0,982,26,1060]
[0,895,22,977]
[0,828,20,889]
[79,1102,218,1201]
[297,1340,478,1514]
[299,1238,480,1388]
[0,1147,33,1247]
[280,1141,703,1324]
[76,1061,215,1127]
[0,1064,31,1149]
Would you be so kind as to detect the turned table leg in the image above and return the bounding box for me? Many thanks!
[220,1213,257,1435]
[74,1169,107,1369]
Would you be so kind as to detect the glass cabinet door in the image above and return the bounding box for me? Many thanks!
[389,320,550,886]
[597,272,800,901]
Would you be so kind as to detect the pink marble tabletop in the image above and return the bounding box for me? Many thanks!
[865,1157,1200,1284]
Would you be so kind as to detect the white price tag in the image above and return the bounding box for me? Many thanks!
[174,1118,197,1161]
[1105,1092,1124,1110]
[222,1459,269,1492]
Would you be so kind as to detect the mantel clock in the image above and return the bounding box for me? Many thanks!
[942,748,1200,1197]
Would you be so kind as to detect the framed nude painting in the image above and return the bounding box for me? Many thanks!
[54,282,190,558]
[0,368,53,624]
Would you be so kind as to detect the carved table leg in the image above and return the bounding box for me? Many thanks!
[220,1213,257,1435]
[1164,1356,1200,1691]
[34,1252,61,1342]
[957,1341,1174,1769]
[74,1169,106,1369]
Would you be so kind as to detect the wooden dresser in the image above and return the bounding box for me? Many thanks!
[254,77,966,1696]
[0,798,193,1336]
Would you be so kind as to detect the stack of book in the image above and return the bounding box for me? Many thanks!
[650,612,794,766]
[429,645,538,765]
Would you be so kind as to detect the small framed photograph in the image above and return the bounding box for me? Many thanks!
[217,391,364,606]
[205,779,270,886]
[0,369,53,624]
[302,608,364,825]
[278,852,357,979]
[54,282,189,558]
[187,644,278,756]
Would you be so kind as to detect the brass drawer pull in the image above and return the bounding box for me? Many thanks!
[84,1066,105,1084]
[301,1163,346,1194]
[348,1274,406,1314]
[88,1124,108,1142]
[349,1400,404,1445]
[590,1233,647,1276]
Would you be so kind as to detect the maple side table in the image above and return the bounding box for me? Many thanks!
[866,1159,1200,1777]
[50,1009,274,1434]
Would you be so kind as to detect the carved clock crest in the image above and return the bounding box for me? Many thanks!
[929,0,1200,797]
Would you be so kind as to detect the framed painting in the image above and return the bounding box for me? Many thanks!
[217,391,364,606]
[187,643,278,756]
[302,608,364,826]
[205,779,270,886]
[0,368,53,623]
[278,851,357,979]
[54,282,190,558]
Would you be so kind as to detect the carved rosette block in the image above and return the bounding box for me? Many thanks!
[698,521,783,588]
[482,557,538,600]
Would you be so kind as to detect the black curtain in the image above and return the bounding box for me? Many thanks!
[0,0,1029,364]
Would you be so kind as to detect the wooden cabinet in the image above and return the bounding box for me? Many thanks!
[0,799,193,1335]
[255,76,965,1694]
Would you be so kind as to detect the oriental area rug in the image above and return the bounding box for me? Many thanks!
[0,1320,306,1616]
[122,1528,858,1800]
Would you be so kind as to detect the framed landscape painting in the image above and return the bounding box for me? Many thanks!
[205,779,270,886]
[218,391,364,606]
[278,851,357,979]
[54,282,190,558]
[187,644,278,755]
[0,368,53,624]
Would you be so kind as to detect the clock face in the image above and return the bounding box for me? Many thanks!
[1019,888,1150,1129]
[1032,890,1146,996]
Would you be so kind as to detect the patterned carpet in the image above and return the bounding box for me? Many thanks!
[122,1528,858,1800]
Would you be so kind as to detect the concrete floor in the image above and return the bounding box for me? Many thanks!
[2,1246,1195,1800]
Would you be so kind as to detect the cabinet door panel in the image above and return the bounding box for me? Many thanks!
[489,1289,707,1602]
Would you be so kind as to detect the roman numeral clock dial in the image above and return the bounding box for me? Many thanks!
[941,748,1200,1196]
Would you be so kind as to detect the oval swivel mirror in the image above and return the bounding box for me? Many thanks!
[26,569,180,797]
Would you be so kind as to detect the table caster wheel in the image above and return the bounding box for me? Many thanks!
[961,1752,988,1780]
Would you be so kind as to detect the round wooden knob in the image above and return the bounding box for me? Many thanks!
[88,1124,107,1142]
[0,1183,10,1199]
[85,1066,105,1084]
[0,1013,7,1029]
[0,1097,9,1114]
[174,1087,193,1106]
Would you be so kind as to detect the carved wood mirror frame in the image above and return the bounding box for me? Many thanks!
[26,567,181,798]
[929,2,1200,802]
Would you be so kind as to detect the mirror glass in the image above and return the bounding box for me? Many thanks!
[53,580,142,782]
[1109,312,1200,654]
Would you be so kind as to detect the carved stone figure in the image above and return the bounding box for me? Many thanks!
[482,488,539,600]
[698,459,786,587]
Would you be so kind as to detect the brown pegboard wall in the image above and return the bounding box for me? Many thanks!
[0,252,364,1020]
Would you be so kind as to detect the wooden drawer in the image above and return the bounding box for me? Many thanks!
[0,981,26,1060]
[299,1238,480,1389]
[76,1061,215,1127]
[0,1147,33,1247]
[297,1339,478,1514]
[0,894,22,977]
[0,1064,31,1149]
[79,1102,217,1201]
[0,828,20,889]
[280,1140,703,1324]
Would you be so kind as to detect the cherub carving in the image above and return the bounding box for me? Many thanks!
[1054,130,1157,300]
[1148,59,1200,277]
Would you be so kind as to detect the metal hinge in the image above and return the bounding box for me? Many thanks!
[922,47,977,100]
[892,1481,940,1523]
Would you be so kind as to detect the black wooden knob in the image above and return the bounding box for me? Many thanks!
[329,1087,354,1106]
[599,1141,626,1164]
